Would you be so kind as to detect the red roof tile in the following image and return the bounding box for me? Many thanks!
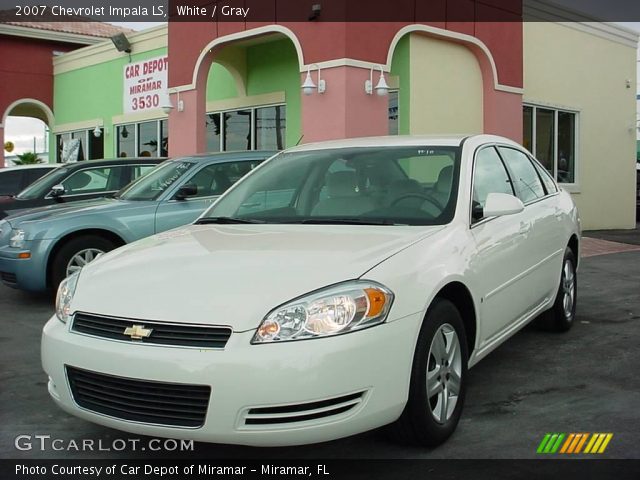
[0,11,134,39]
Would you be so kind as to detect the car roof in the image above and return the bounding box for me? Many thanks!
[1,164,59,172]
[170,150,278,163]
[53,158,165,169]
[284,134,521,152]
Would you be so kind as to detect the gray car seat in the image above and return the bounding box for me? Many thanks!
[311,171,377,216]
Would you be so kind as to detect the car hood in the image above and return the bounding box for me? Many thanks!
[5,198,138,225]
[72,223,444,332]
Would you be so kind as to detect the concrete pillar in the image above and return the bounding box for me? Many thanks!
[166,88,207,157]
[300,66,389,144]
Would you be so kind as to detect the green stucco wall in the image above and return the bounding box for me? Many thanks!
[205,39,301,148]
[390,35,410,135]
[53,47,167,160]
[52,37,301,161]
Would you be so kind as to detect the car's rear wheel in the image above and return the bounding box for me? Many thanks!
[537,248,577,332]
[51,235,116,291]
[386,298,468,446]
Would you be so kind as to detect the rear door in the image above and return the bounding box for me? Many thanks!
[497,146,563,312]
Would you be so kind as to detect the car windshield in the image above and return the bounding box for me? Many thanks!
[16,167,68,200]
[117,160,196,201]
[201,146,461,226]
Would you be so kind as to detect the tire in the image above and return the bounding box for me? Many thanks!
[386,298,469,446]
[50,235,116,291]
[536,248,577,332]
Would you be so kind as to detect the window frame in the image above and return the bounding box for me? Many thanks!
[523,102,580,190]
[55,129,91,163]
[113,119,166,159]
[206,103,286,152]
[469,145,516,227]
[469,143,560,228]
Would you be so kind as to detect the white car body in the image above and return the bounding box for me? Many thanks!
[42,135,581,446]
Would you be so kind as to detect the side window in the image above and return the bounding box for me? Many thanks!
[0,171,23,195]
[532,158,557,194]
[131,165,156,179]
[23,168,51,187]
[62,167,126,195]
[472,147,514,218]
[498,147,545,204]
[185,161,261,198]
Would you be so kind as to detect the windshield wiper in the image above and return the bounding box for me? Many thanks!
[295,218,399,226]
[195,216,265,224]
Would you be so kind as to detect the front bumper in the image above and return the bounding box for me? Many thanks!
[42,312,422,446]
[0,241,51,291]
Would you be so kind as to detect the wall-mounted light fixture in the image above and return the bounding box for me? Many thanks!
[93,125,103,138]
[365,65,390,96]
[308,3,321,21]
[301,64,326,95]
[161,89,184,114]
[110,33,132,53]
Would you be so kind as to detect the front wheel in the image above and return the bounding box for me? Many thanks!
[537,248,577,332]
[50,235,116,291]
[386,298,468,446]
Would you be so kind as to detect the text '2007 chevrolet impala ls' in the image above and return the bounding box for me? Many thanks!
[42,135,580,447]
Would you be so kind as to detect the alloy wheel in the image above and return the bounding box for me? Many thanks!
[426,323,462,424]
[66,248,104,277]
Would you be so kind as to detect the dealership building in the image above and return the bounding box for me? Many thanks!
[0,1,637,230]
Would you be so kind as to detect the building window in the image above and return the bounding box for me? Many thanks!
[205,104,287,152]
[523,105,577,184]
[56,129,101,163]
[116,124,135,158]
[224,110,252,150]
[388,90,399,135]
[255,105,286,150]
[116,120,167,158]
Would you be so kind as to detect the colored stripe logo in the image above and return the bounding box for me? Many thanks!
[537,433,613,454]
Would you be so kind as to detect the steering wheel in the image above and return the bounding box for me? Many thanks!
[391,193,444,212]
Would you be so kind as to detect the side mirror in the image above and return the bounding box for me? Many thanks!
[50,184,66,198]
[483,192,525,218]
[175,184,198,200]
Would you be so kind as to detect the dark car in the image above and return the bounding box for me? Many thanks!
[0,164,58,197]
[0,158,162,220]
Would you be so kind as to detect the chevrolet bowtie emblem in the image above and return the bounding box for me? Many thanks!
[123,324,153,340]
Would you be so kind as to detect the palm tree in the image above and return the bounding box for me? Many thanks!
[13,152,43,165]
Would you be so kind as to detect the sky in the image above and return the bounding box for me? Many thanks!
[4,21,640,157]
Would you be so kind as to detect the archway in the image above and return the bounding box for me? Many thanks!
[1,98,54,167]
[167,26,304,157]
[386,25,523,141]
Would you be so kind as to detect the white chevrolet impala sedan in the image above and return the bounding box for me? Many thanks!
[42,135,580,447]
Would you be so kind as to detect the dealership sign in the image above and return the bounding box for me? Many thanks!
[123,56,168,114]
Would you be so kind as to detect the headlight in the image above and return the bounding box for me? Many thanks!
[55,271,80,324]
[9,229,26,248]
[252,281,394,344]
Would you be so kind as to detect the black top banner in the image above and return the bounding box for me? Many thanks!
[1,0,640,23]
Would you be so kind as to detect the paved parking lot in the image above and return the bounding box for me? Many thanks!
[1,242,638,460]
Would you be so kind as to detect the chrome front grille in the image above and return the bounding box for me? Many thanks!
[71,312,232,348]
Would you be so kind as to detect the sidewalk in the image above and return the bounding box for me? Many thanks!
[583,222,640,246]
[581,222,640,258]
